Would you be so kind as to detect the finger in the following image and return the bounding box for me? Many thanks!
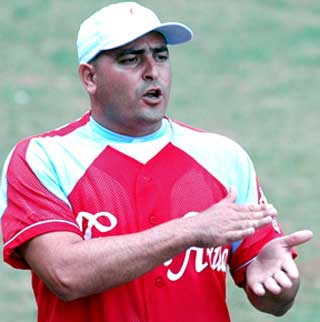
[251,216,273,229]
[282,259,299,280]
[234,203,265,212]
[225,227,256,242]
[235,204,278,218]
[250,282,266,296]
[266,206,278,217]
[264,276,282,295]
[248,203,276,212]
[247,210,277,223]
[281,230,313,248]
[228,217,272,240]
[235,215,273,232]
[224,185,237,203]
[273,270,293,289]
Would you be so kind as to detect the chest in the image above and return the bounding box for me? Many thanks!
[68,143,227,237]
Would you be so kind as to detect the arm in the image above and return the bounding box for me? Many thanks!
[245,230,313,316]
[20,187,277,301]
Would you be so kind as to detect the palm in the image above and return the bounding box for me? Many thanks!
[246,230,313,296]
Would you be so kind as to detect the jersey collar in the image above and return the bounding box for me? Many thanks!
[89,116,170,143]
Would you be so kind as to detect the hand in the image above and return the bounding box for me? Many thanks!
[186,186,278,248]
[246,230,313,297]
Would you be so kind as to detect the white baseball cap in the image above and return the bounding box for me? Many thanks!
[77,2,193,64]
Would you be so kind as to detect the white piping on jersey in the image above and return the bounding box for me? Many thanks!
[0,149,14,218]
[232,256,257,273]
[3,219,80,248]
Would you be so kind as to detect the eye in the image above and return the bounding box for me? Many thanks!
[155,51,169,62]
[119,55,139,65]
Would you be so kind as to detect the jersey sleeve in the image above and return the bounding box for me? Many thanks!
[0,138,82,269]
[227,144,296,287]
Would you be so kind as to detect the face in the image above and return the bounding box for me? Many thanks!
[88,32,172,136]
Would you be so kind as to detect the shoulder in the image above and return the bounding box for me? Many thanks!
[168,118,256,184]
[12,112,91,155]
[169,118,249,158]
[3,112,91,179]
[168,119,261,205]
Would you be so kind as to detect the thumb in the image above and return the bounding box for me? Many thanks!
[281,230,313,248]
[224,185,237,203]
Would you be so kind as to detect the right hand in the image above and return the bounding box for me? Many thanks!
[185,186,278,248]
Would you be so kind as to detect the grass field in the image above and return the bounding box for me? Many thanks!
[1,0,319,321]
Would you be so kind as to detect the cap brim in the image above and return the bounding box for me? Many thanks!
[154,22,193,45]
[98,22,193,53]
[84,22,193,63]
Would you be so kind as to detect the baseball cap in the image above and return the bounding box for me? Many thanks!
[77,2,193,64]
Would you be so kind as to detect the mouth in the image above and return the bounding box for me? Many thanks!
[142,87,163,103]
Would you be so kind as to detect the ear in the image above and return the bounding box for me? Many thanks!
[78,63,97,95]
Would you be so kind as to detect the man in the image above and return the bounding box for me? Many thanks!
[0,2,313,322]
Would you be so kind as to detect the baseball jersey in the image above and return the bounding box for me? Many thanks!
[1,112,283,322]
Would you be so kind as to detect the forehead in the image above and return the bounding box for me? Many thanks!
[110,31,167,54]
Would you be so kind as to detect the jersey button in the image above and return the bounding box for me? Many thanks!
[155,276,165,288]
[143,176,152,182]
[149,215,158,225]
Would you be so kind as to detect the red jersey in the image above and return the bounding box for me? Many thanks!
[1,112,283,322]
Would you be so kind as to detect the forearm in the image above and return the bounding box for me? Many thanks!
[245,278,300,316]
[21,217,192,301]
[20,193,277,301]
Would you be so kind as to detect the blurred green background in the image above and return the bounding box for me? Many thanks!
[0,0,319,321]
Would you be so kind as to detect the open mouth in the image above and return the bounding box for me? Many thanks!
[143,88,162,99]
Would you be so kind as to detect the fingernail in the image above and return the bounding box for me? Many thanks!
[267,208,278,216]
[266,204,274,210]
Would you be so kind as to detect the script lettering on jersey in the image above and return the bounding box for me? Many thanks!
[76,211,118,240]
[164,246,229,281]
[75,210,229,280]
[163,212,229,281]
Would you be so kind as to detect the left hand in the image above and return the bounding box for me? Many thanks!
[246,230,313,296]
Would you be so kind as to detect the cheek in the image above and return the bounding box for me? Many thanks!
[163,69,172,96]
[100,75,132,102]
[109,73,135,95]
[163,65,172,84]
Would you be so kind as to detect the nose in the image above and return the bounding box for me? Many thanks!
[142,56,159,81]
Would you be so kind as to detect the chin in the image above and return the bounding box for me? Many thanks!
[139,108,165,123]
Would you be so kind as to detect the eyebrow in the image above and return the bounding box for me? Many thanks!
[115,45,169,58]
